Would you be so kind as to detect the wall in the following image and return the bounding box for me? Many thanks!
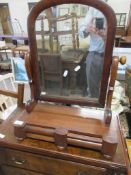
[108,0,130,13]
[0,0,39,34]
[9,0,29,34]
[108,0,131,25]
[0,0,130,34]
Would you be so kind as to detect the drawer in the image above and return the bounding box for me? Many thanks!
[1,165,44,175]
[4,148,108,175]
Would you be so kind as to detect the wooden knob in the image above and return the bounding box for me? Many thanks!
[119,56,126,65]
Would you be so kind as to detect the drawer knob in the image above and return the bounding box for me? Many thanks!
[12,157,26,165]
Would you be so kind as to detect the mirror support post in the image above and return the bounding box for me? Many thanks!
[104,56,119,125]
[24,53,37,113]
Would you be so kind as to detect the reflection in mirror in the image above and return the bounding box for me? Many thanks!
[35,4,107,102]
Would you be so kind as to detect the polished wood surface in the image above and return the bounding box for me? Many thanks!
[104,56,119,124]
[115,26,126,36]
[117,36,131,47]
[12,45,29,52]
[0,82,24,108]
[0,106,127,174]
[1,165,44,175]
[118,122,131,175]
[1,148,108,175]
[13,103,118,157]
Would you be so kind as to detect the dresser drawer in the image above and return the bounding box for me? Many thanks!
[4,148,108,175]
[1,165,44,175]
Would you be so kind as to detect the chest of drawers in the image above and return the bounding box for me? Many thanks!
[0,108,127,175]
[0,148,110,175]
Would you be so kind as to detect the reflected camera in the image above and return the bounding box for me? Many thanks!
[95,18,104,29]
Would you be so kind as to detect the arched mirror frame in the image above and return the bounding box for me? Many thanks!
[27,0,116,107]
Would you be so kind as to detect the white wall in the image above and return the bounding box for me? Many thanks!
[0,0,130,34]
[9,0,29,34]
[108,0,130,13]
[108,0,131,25]
[0,0,28,33]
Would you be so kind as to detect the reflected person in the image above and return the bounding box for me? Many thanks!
[79,1,107,98]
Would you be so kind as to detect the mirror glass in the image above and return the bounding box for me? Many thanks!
[35,4,107,102]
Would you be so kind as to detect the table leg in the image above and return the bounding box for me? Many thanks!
[69,70,77,90]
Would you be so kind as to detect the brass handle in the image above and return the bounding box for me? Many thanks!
[12,157,26,165]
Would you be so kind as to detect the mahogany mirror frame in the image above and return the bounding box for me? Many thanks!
[27,0,116,107]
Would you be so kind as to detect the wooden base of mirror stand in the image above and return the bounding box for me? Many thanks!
[13,103,118,159]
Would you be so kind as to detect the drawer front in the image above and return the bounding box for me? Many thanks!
[4,149,108,175]
[1,165,44,175]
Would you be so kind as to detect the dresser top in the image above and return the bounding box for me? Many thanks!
[0,104,127,172]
